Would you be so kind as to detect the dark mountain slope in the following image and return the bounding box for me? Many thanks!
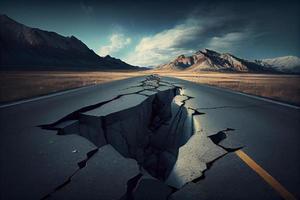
[0,15,137,70]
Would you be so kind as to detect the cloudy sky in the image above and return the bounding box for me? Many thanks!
[1,0,300,67]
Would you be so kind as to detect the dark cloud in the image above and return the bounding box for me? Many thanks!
[1,0,299,65]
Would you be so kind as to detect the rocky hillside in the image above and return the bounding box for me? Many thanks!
[0,14,138,70]
[158,49,272,72]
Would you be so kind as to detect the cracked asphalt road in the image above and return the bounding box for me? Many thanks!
[0,76,299,200]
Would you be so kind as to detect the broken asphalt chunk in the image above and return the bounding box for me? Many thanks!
[50,145,139,200]
[165,132,227,189]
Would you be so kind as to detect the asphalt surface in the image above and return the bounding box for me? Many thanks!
[0,76,299,200]
[166,77,300,200]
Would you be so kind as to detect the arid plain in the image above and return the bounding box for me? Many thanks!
[1,70,299,105]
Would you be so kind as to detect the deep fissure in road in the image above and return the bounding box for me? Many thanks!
[39,75,241,199]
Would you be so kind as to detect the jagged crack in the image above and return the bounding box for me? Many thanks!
[38,75,242,199]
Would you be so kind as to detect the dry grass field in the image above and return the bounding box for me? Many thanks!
[0,71,141,104]
[153,71,300,105]
[1,70,300,106]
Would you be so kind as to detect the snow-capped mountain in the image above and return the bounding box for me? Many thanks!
[0,14,137,70]
[257,56,300,73]
[158,49,272,72]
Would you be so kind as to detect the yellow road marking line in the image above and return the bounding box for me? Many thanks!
[235,150,297,200]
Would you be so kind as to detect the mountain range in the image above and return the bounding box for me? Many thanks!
[157,49,300,73]
[1,14,299,73]
[258,56,300,73]
[0,14,138,70]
